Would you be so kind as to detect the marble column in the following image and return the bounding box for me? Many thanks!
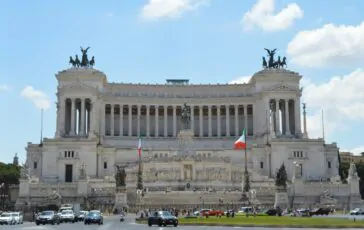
[119,104,123,136]
[100,103,106,137]
[80,98,85,136]
[70,98,76,136]
[56,98,65,137]
[155,105,159,137]
[234,105,239,136]
[173,106,177,136]
[252,104,256,135]
[128,105,132,137]
[285,100,291,135]
[110,104,114,136]
[217,105,221,137]
[137,105,141,137]
[295,98,301,135]
[208,106,212,137]
[164,106,168,137]
[199,106,203,137]
[146,106,150,137]
[226,105,230,137]
[275,100,281,135]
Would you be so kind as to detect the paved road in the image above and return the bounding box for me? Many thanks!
[1,214,361,230]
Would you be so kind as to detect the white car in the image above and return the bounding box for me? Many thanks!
[0,212,16,225]
[11,212,23,224]
[60,210,75,223]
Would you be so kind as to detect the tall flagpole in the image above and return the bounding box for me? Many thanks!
[321,109,325,141]
[40,109,44,144]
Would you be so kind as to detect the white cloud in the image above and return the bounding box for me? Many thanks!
[140,0,208,20]
[20,86,51,110]
[287,22,364,67]
[229,76,251,84]
[302,69,364,139]
[242,0,303,32]
[0,84,11,91]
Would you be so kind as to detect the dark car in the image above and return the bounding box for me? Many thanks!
[309,208,331,216]
[84,210,103,225]
[148,211,178,227]
[36,211,60,225]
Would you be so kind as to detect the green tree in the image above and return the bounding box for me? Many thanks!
[243,170,250,192]
[339,162,350,183]
[355,162,364,199]
[0,162,20,185]
[275,163,288,188]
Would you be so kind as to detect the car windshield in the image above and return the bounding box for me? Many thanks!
[88,211,100,216]
[41,211,53,216]
[62,210,73,214]
[1,213,10,217]
[161,211,172,216]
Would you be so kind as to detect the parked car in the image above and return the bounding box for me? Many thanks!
[60,209,75,223]
[309,208,331,216]
[0,212,16,225]
[148,211,178,227]
[350,208,364,215]
[76,211,88,221]
[35,210,60,225]
[207,209,224,216]
[10,212,23,224]
[84,210,103,225]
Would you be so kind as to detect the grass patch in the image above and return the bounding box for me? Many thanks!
[137,216,364,228]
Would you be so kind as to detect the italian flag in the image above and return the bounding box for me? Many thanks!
[234,129,246,149]
[138,138,142,157]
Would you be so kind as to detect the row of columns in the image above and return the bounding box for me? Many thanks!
[58,98,93,137]
[269,98,300,136]
[103,104,254,137]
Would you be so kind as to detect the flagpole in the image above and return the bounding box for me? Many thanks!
[40,108,44,145]
[321,109,325,141]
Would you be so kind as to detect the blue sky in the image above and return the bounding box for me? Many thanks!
[1,0,364,163]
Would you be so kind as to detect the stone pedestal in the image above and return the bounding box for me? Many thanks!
[274,187,288,209]
[114,186,127,211]
[177,129,195,156]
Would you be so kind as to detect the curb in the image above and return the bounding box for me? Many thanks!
[135,220,363,228]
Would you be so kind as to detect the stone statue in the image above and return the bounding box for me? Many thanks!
[181,103,191,130]
[80,46,90,67]
[20,163,30,179]
[348,163,358,179]
[262,56,267,68]
[79,163,87,179]
[115,165,127,187]
[74,55,81,67]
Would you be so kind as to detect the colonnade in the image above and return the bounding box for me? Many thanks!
[103,104,255,137]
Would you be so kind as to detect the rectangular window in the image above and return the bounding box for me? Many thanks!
[104,162,107,169]
[328,161,331,169]
[260,161,264,169]
[33,161,37,169]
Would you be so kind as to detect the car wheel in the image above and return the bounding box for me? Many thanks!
[148,221,152,226]
[158,221,162,226]
[36,222,40,225]
[163,223,167,227]
[174,223,178,227]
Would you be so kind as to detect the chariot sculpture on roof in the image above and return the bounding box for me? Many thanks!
[69,46,95,68]
[262,48,287,69]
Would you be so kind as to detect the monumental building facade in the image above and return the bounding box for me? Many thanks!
[18,56,362,209]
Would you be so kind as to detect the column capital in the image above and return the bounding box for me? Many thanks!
[234,104,239,108]
[216,105,221,109]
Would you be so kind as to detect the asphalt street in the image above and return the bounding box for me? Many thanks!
[1,215,361,230]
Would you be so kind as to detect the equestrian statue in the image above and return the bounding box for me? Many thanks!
[68,46,95,68]
[262,48,287,69]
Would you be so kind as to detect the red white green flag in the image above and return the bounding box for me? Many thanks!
[138,138,142,156]
[234,129,246,149]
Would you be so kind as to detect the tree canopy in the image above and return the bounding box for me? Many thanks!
[0,162,20,185]
[275,163,288,188]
